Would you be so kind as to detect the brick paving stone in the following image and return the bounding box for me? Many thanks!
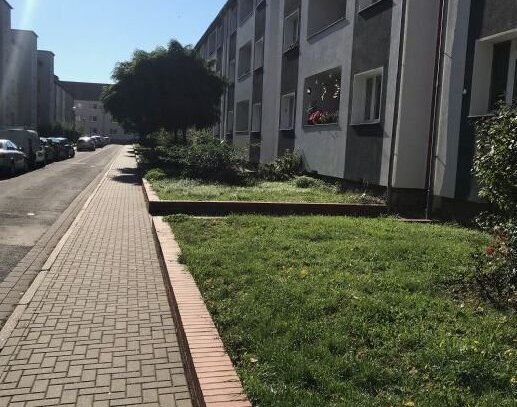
[0,147,191,406]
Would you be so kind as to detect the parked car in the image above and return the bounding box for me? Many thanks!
[0,139,28,176]
[91,135,104,148]
[77,137,96,151]
[49,137,75,159]
[0,129,44,169]
[40,138,57,163]
[103,136,110,145]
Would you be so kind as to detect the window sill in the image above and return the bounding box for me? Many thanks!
[238,72,251,81]
[283,42,300,55]
[350,120,381,127]
[280,127,295,132]
[307,17,347,41]
[254,65,264,73]
[303,122,339,129]
[467,113,495,119]
[358,0,391,15]
[235,131,250,135]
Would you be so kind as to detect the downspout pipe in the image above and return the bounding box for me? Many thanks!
[386,0,408,211]
[424,0,448,219]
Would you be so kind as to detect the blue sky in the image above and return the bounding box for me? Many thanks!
[9,0,226,84]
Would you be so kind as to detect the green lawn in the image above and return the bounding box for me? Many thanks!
[150,178,384,204]
[168,216,516,407]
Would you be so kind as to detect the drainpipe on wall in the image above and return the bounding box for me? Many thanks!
[424,0,448,220]
[386,0,408,211]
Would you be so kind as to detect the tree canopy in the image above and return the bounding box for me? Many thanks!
[102,40,225,136]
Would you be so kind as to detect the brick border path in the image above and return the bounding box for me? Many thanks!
[0,147,192,406]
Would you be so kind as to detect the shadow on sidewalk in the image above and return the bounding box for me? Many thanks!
[111,167,142,185]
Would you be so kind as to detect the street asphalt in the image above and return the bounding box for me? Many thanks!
[0,144,122,282]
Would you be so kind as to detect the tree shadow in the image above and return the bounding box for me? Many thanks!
[111,167,142,185]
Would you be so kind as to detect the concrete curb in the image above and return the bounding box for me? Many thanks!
[142,179,388,217]
[151,216,252,407]
[0,149,121,350]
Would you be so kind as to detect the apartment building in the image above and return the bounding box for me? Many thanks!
[0,0,12,126]
[37,50,56,128]
[10,29,37,128]
[54,76,74,128]
[60,81,130,140]
[196,0,517,212]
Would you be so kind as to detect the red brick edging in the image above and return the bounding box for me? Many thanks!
[152,216,252,407]
[142,179,388,217]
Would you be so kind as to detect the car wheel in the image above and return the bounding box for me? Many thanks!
[10,161,16,177]
[23,159,29,173]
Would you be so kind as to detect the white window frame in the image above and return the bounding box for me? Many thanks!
[227,110,234,133]
[283,9,300,53]
[251,103,262,132]
[228,59,236,83]
[280,93,296,130]
[351,67,384,125]
[470,36,517,116]
[235,100,250,133]
[254,37,265,70]
[238,42,252,79]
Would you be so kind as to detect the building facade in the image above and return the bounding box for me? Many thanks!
[10,29,37,128]
[54,77,74,128]
[196,0,517,212]
[0,0,12,127]
[60,81,130,141]
[36,50,56,128]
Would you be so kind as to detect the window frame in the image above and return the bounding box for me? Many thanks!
[251,102,262,133]
[351,67,384,125]
[235,100,250,133]
[239,0,254,25]
[280,92,296,131]
[283,9,300,53]
[237,42,252,80]
[254,37,265,71]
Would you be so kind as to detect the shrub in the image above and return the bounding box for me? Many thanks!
[292,175,327,189]
[259,151,302,181]
[472,105,517,310]
[145,168,168,182]
[473,104,517,217]
[473,219,517,310]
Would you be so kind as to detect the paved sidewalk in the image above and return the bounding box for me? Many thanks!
[0,147,192,406]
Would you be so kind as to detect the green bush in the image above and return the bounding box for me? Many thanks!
[145,168,168,182]
[292,175,327,189]
[474,104,517,217]
[472,105,517,310]
[258,151,302,181]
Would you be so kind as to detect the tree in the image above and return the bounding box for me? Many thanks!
[102,40,225,140]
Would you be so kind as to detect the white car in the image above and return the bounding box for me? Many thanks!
[0,139,28,176]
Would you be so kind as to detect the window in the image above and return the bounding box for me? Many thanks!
[254,37,264,70]
[238,42,252,79]
[91,116,98,122]
[304,67,342,126]
[208,30,217,55]
[470,38,517,116]
[229,7,238,33]
[239,0,254,24]
[280,93,296,130]
[351,67,383,124]
[227,110,234,133]
[283,10,300,52]
[252,103,262,132]
[217,24,224,48]
[307,0,347,38]
[228,59,236,83]
[92,103,98,109]
[235,101,250,132]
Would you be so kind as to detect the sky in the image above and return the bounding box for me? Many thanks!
[8,0,227,84]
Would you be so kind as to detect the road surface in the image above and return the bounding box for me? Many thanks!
[0,144,122,282]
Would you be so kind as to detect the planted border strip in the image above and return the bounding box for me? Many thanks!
[152,216,252,407]
[143,179,388,217]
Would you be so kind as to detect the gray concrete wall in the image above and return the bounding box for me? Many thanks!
[294,0,355,178]
[37,50,56,128]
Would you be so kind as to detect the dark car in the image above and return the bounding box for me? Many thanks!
[0,139,28,176]
[77,137,96,151]
[49,137,75,160]
[40,138,57,163]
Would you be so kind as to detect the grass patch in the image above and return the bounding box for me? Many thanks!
[167,216,516,407]
[149,177,384,204]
